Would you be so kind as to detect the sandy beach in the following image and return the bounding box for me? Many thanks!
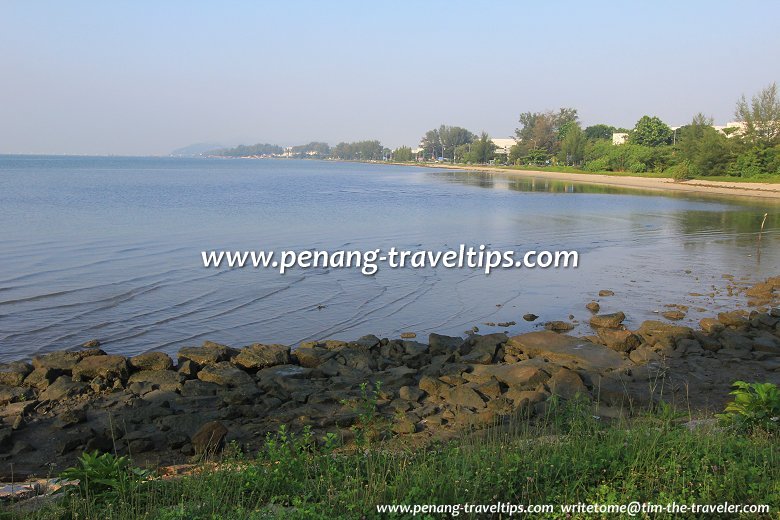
[412,162,780,200]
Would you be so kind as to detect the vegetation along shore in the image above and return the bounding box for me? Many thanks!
[1,277,779,517]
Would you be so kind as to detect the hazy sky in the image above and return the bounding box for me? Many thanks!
[1,1,778,155]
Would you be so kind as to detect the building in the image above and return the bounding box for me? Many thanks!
[612,133,629,145]
[491,138,516,155]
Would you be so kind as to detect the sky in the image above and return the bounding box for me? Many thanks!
[1,1,778,156]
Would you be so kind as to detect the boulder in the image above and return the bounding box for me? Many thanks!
[598,290,614,297]
[586,302,600,313]
[418,375,449,397]
[544,321,575,332]
[467,361,550,388]
[23,367,60,389]
[234,343,291,370]
[0,386,35,406]
[522,314,538,322]
[635,320,693,349]
[72,355,129,382]
[129,352,173,371]
[178,341,237,366]
[0,361,33,387]
[628,345,661,364]
[507,331,626,372]
[589,312,626,329]
[547,367,588,399]
[662,310,685,321]
[717,311,748,328]
[398,385,424,402]
[596,328,641,353]
[191,421,229,455]
[38,376,88,402]
[444,386,486,410]
[428,333,465,356]
[699,318,724,334]
[127,370,185,392]
[31,348,105,373]
[293,347,336,368]
[197,362,255,387]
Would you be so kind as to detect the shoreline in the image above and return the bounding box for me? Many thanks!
[394,161,780,200]
[1,277,778,480]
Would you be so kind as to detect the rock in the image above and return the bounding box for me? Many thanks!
[428,333,465,356]
[475,379,502,399]
[662,311,685,321]
[293,347,336,368]
[586,302,600,313]
[129,352,173,371]
[233,343,291,370]
[467,362,550,388]
[0,428,12,453]
[462,333,506,364]
[392,416,417,434]
[444,386,485,410]
[55,407,87,429]
[31,348,105,373]
[177,360,199,378]
[507,331,626,372]
[180,379,220,397]
[23,367,59,390]
[178,341,237,366]
[589,312,626,329]
[596,328,641,353]
[522,314,538,322]
[0,386,34,406]
[598,290,614,297]
[398,386,424,402]
[351,335,381,349]
[127,370,185,392]
[418,375,448,397]
[72,355,129,382]
[0,361,33,387]
[504,389,547,410]
[718,330,754,352]
[635,321,693,349]
[699,318,724,334]
[717,311,748,328]
[548,367,588,400]
[400,332,417,339]
[38,376,88,402]
[191,421,228,455]
[544,321,575,332]
[629,345,661,364]
[197,362,255,387]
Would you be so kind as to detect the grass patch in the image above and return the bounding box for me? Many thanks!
[6,399,778,519]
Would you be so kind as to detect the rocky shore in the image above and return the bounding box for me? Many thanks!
[2,279,780,480]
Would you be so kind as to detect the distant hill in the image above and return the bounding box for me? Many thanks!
[169,143,225,157]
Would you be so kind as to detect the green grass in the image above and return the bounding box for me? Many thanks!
[5,399,778,519]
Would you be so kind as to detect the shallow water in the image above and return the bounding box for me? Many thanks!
[1,156,778,361]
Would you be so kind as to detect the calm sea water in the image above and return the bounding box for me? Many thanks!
[1,156,778,362]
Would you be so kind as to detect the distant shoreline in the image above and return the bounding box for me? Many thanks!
[399,162,780,200]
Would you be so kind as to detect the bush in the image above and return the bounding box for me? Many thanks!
[716,381,780,433]
[59,451,151,501]
[666,160,699,181]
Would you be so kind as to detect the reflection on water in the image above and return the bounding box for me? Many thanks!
[0,156,778,361]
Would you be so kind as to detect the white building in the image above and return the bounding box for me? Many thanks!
[612,133,629,145]
[491,138,516,155]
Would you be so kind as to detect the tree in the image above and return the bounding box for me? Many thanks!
[583,124,616,140]
[677,113,731,176]
[735,82,780,146]
[630,116,673,147]
[558,125,586,166]
[420,125,475,161]
[515,107,578,155]
[465,132,496,164]
[391,146,414,162]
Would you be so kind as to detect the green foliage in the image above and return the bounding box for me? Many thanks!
[390,145,414,162]
[665,160,699,181]
[213,143,284,157]
[34,411,780,519]
[331,140,385,161]
[515,107,578,156]
[630,115,673,147]
[735,82,780,146]
[677,115,732,176]
[290,141,331,157]
[716,381,780,433]
[464,132,496,164]
[728,145,780,177]
[420,125,475,160]
[558,124,586,166]
[59,451,151,501]
[343,381,386,446]
[583,124,616,140]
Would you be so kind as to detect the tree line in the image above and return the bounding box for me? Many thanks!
[210,83,780,178]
